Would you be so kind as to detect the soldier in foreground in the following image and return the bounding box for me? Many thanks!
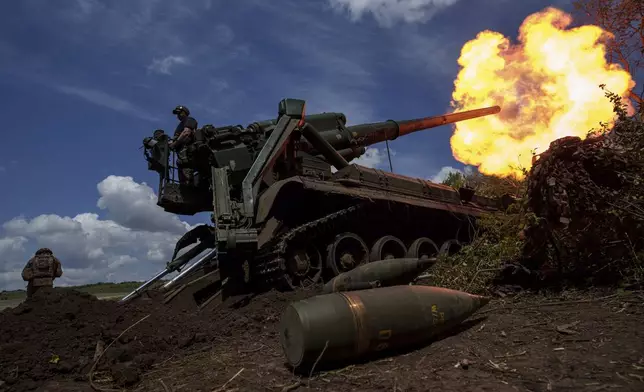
[169,105,198,185]
[21,248,63,299]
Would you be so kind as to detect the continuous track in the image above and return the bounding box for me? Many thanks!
[253,204,366,288]
[251,198,471,289]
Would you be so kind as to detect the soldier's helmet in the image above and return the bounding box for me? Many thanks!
[153,129,166,139]
[172,105,190,116]
[35,248,53,255]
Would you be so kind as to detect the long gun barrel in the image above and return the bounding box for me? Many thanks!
[345,105,500,147]
[302,105,500,158]
[301,105,500,169]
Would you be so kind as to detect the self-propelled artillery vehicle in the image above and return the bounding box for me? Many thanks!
[122,99,509,307]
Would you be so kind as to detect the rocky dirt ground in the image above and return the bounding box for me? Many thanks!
[1,286,642,392]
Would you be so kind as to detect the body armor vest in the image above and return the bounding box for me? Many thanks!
[32,254,54,279]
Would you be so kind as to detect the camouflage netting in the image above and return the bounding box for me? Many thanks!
[520,97,644,286]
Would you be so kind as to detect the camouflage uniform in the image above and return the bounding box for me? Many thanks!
[21,248,63,298]
[171,105,198,185]
[175,143,194,184]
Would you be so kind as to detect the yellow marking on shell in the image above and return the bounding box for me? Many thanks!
[374,329,392,351]
[378,329,392,340]
[374,342,389,351]
[431,304,445,325]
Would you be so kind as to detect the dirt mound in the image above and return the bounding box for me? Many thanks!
[0,287,306,391]
[517,108,644,287]
[133,289,644,392]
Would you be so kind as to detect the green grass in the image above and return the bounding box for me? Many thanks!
[0,281,146,301]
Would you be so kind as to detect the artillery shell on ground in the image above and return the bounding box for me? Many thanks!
[322,257,437,294]
[279,285,490,371]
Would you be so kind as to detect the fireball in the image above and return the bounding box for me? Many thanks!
[450,7,636,178]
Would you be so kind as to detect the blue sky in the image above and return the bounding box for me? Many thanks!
[0,0,583,289]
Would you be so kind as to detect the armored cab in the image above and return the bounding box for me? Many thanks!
[124,99,508,306]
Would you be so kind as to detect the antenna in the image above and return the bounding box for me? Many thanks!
[385,139,394,172]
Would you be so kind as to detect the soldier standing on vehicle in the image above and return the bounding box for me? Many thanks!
[21,248,63,299]
[169,105,198,185]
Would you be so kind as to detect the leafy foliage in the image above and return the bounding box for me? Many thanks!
[431,88,644,292]
[427,206,528,294]
[441,167,528,198]
[431,171,530,293]
[520,87,644,286]
[441,171,466,190]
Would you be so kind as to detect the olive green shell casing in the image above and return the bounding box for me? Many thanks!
[322,257,437,294]
[280,285,490,370]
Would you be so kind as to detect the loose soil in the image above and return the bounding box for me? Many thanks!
[0,287,642,392]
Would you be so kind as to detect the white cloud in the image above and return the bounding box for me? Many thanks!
[329,0,461,26]
[430,165,463,183]
[329,146,396,173]
[54,84,159,121]
[352,147,385,168]
[0,176,193,291]
[0,166,5,173]
[0,237,28,269]
[147,55,190,75]
[96,175,190,234]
